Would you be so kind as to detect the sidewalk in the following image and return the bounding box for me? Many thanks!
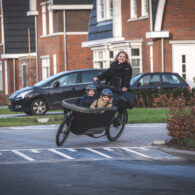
[0,105,8,108]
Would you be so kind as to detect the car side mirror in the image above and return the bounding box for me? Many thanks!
[53,81,60,88]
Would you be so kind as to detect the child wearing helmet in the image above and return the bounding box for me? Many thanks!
[79,84,98,108]
[90,88,113,109]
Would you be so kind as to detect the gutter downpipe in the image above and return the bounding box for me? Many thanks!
[1,0,5,54]
[63,10,67,71]
[161,38,164,72]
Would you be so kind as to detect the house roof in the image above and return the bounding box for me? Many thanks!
[53,0,94,5]
[88,0,113,41]
[2,0,35,54]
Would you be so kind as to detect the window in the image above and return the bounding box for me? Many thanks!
[42,5,47,35]
[94,51,105,69]
[42,58,50,80]
[53,54,57,75]
[138,74,160,87]
[53,10,64,33]
[131,48,141,76]
[141,0,148,17]
[162,74,180,85]
[22,64,27,88]
[182,55,186,80]
[49,10,53,34]
[92,44,142,76]
[0,62,3,90]
[54,73,77,86]
[130,0,137,19]
[81,71,104,83]
[97,0,113,22]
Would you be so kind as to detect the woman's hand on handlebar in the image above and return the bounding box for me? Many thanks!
[122,87,128,92]
[93,77,99,82]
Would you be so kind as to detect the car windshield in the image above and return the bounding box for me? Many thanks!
[130,74,143,86]
[34,72,66,87]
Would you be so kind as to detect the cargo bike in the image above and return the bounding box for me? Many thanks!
[56,85,128,146]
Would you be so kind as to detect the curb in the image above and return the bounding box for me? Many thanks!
[153,144,195,161]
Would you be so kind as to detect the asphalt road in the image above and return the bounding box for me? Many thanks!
[0,124,195,195]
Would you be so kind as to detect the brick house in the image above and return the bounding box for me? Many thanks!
[0,0,36,104]
[0,0,93,104]
[82,0,195,89]
[27,0,93,82]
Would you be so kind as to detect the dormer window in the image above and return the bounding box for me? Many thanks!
[97,0,113,22]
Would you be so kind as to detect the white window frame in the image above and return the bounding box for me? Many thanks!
[97,0,113,22]
[0,62,3,90]
[41,57,50,80]
[49,10,53,34]
[141,0,148,17]
[130,0,137,19]
[42,5,47,36]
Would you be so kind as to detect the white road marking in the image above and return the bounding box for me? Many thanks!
[140,147,149,151]
[85,148,112,159]
[103,147,114,152]
[48,149,74,160]
[66,148,77,152]
[122,147,151,158]
[12,150,35,161]
[30,149,40,153]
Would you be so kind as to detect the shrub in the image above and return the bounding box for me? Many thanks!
[133,88,192,108]
[166,94,195,147]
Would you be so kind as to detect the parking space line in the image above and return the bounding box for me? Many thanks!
[48,149,74,160]
[12,150,35,161]
[85,148,112,159]
[66,148,77,152]
[140,147,149,151]
[30,149,40,153]
[103,147,114,152]
[122,148,151,158]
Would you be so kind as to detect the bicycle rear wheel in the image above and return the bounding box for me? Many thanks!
[106,111,126,141]
[56,119,71,146]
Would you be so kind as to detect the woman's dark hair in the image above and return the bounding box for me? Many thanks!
[114,51,130,64]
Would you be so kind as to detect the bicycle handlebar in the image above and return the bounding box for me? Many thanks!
[93,81,122,93]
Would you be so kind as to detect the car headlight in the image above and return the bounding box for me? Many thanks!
[16,90,32,99]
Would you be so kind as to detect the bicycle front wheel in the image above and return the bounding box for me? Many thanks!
[56,119,71,146]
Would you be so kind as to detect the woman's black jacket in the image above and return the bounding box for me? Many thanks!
[97,61,132,89]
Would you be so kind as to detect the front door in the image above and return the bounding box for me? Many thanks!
[172,44,195,88]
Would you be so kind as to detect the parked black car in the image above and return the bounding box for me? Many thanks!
[130,72,190,91]
[8,69,105,115]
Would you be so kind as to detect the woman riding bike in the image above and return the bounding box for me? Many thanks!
[93,51,134,124]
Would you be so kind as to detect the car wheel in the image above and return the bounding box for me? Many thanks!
[31,98,47,115]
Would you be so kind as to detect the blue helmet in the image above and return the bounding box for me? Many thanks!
[101,88,113,97]
[86,84,96,92]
